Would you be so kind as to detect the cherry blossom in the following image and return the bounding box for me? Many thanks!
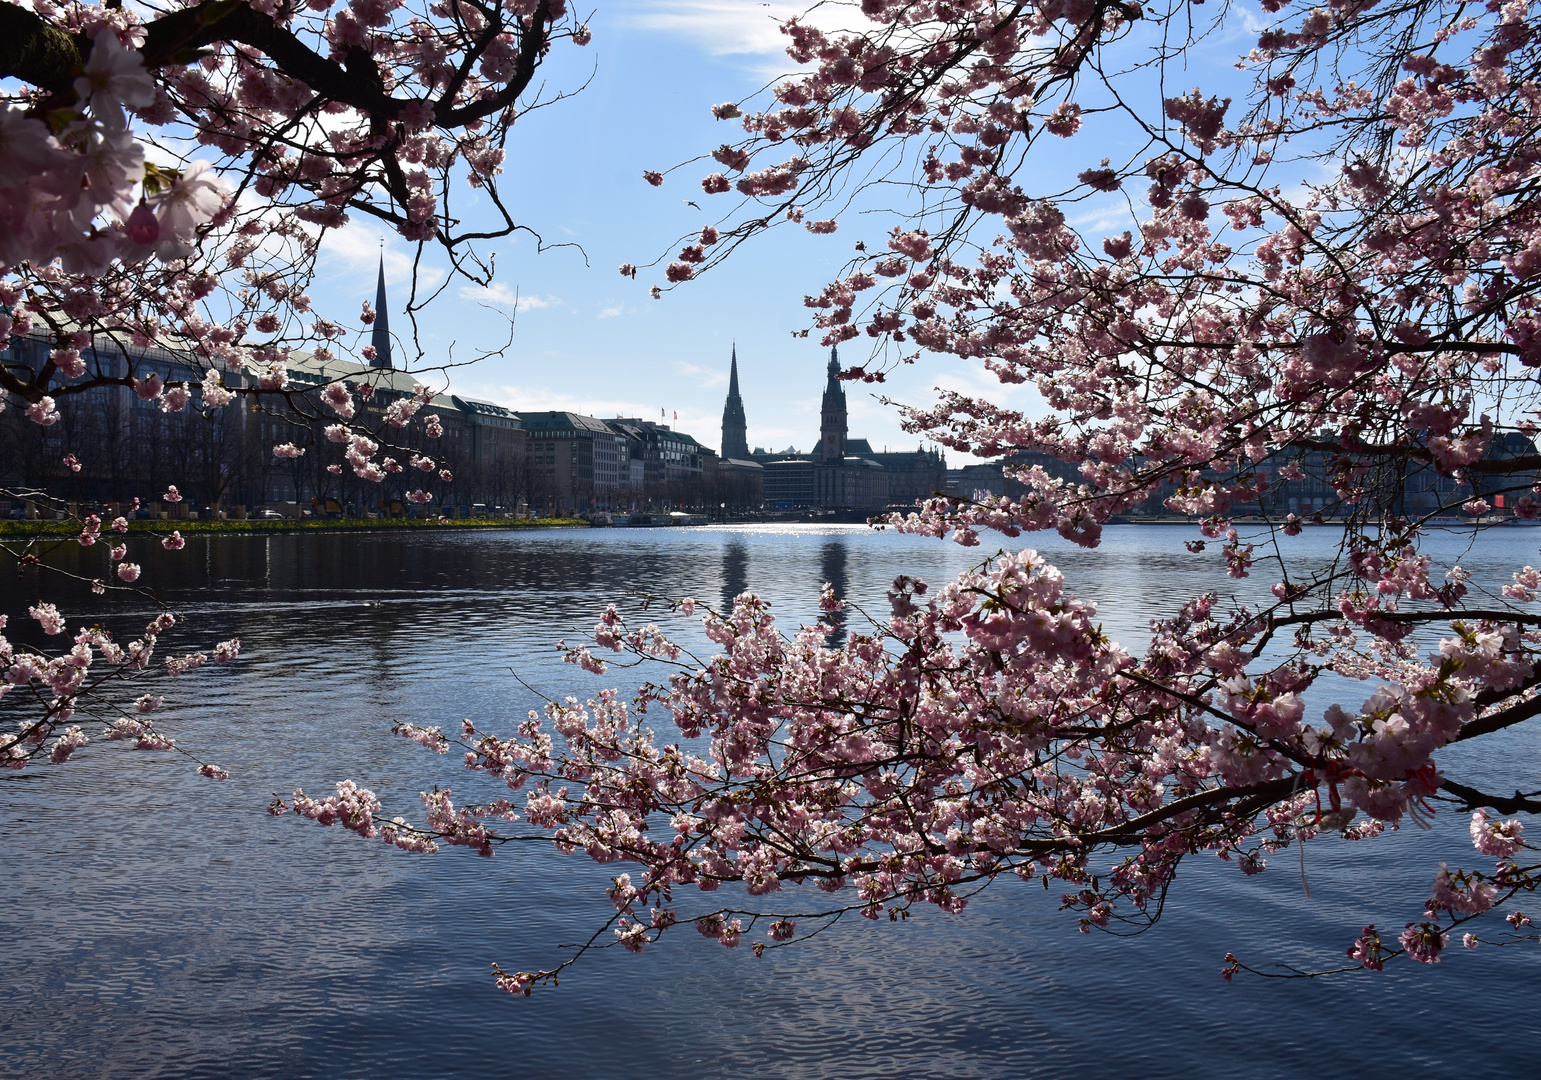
[277,0,1541,993]
[9,0,1541,995]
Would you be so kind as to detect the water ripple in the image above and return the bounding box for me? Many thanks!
[2,525,1538,1078]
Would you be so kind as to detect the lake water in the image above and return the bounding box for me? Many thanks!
[3,523,1539,1078]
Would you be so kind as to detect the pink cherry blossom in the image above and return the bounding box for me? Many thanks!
[73,28,155,129]
[153,162,230,261]
[51,349,85,379]
[8,0,1541,994]
[29,603,65,636]
[321,382,355,419]
[1470,810,1525,858]
[26,398,59,426]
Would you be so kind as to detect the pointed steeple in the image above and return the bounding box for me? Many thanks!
[370,253,392,369]
[720,342,749,461]
[819,344,847,463]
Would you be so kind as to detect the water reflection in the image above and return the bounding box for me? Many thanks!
[819,538,850,645]
[2,524,1539,1078]
[721,537,748,614]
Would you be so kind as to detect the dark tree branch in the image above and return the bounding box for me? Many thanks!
[1439,778,1541,814]
[0,1,84,93]
[1,0,553,131]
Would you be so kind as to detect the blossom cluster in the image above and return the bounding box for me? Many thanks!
[2,588,236,778]
[299,543,1541,988]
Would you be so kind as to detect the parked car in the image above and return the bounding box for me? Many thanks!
[254,508,285,520]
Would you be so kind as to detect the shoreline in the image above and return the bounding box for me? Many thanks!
[4,515,1519,539]
[0,517,592,538]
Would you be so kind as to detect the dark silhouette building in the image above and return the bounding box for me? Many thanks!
[870,447,948,505]
[818,347,847,464]
[811,346,887,510]
[740,346,906,510]
[721,344,749,461]
[370,254,392,369]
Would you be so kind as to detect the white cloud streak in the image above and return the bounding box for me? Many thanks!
[319,223,441,293]
[457,282,560,312]
[619,0,808,55]
[672,359,729,387]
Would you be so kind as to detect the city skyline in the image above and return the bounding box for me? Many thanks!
[294,2,1025,466]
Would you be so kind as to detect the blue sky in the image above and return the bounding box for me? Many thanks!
[304,0,1024,463]
[302,0,1290,464]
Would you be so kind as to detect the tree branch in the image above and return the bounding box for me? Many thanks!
[1439,778,1541,814]
[0,1,85,93]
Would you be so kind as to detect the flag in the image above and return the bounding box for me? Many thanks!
[673,411,678,421]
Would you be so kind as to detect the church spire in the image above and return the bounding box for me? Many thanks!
[370,252,392,369]
[720,342,749,461]
[819,344,847,463]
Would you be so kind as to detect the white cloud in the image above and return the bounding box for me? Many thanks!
[319,223,441,292]
[457,283,560,312]
[928,360,1040,426]
[672,359,729,388]
[619,0,852,67]
[462,383,670,420]
[620,0,804,55]
[598,305,625,320]
[459,281,515,305]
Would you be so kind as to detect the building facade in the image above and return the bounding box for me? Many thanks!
[725,346,899,511]
[870,448,948,506]
[0,257,530,518]
[516,411,620,511]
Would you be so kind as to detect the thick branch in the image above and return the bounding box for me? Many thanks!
[3,0,553,132]
[0,1,85,93]
[1455,688,1541,744]
[141,1,400,118]
[1439,778,1541,814]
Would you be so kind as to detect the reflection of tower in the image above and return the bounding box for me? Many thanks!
[721,344,749,460]
[370,254,393,369]
[722,538,749,614]
[819,345,847,464]
[819,539,849,646]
